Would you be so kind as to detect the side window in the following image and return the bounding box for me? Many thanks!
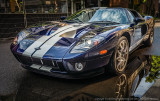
[82,10,96,22]
[127,10,135,23]
[130,10,142,18]
[88,10,96,19]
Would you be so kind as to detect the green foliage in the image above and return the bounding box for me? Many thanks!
[129,0,147,12]
[15,0,23,13]
[143,0,147,3]
[145,56,160,83]
[66,10,83,20]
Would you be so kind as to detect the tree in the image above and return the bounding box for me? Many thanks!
[14,0,27,27]
[133,0,147,13]
[15,0,23,13]
[10,0,16,13]
[146,0,155,16]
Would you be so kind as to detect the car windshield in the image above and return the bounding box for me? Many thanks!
[65,8,129,24]
[65,9,96,23]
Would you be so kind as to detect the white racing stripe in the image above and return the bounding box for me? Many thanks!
[23,36,50,57]
[30,64,52,72]
[32,23,89,58]
[32,36,62,58]
[23,24,73,57]
[30,64,41,69]
[40,66,52,72]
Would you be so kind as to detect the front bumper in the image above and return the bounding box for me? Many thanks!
[22,64,105,79]
[19,54,112,79]
[11,43,113,79]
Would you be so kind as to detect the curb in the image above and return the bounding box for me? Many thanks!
[155,20,160,22]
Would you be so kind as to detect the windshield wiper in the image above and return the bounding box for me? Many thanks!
[91,21,120,24]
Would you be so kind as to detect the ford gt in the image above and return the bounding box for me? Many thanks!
[10,7,155,79]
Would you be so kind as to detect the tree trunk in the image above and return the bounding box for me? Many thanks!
[15,0,21,13]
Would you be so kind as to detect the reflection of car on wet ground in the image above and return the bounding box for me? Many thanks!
[13,52,160,101]
[10,7,155,78]
[61,55,157,101]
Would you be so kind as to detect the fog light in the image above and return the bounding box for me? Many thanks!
[75,63,84,71]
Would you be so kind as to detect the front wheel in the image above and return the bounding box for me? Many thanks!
[108,36,129,75]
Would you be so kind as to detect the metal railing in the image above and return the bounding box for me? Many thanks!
[0,13,67,38]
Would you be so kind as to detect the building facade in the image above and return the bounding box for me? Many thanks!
[0,0,159,15]
[0,0,159,38]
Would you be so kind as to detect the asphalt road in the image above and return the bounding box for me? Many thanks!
[0,23,160,101]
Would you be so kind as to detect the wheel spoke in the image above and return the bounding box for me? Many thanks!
[119,42,124,51]
[117,62,122,70]
[117,57,122,61]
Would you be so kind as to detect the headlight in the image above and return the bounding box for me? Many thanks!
[13,30,30,45]
[13,36,18,45]
[70,32,105,53]
[17,30,30,43]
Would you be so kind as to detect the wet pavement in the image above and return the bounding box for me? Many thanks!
[0,23,160,101]
[59,55,159,101]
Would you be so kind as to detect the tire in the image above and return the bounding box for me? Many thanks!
[108,36,129,75]
[144,28,154,47]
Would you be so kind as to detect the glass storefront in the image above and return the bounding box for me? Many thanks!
[0,0,105,14]
[0,0,92,14]
[0,0,69,14]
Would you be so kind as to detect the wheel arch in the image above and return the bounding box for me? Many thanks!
[121,32,131,47]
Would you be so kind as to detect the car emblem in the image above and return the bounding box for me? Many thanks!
[35,47,41,50]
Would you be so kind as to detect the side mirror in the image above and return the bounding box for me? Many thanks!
[142,15,145,18]
[60,16,67,20]
[134,17,145,24]
[144,16,152,20]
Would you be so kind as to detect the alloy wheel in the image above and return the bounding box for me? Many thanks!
[115,39,129,72]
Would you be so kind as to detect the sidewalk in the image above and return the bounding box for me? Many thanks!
[141,79,160,101]
[155,22,160,27]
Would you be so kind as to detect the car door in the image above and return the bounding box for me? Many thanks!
[127,10,146,46]
[131,10,145,43]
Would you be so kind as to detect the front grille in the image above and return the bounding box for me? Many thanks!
[16,54,65,71]
[57,62,65,71]
[17,54,32,65]
[32,57,42,65]
[43,59,54,67]
[43,59,59,70]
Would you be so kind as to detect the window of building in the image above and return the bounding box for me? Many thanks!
[0,0,68,14]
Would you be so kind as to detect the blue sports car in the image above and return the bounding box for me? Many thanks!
[10,7,154,79]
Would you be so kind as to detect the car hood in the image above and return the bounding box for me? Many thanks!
[17,21,125,59]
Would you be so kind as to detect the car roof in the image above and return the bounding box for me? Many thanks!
[83,7,107,11]
[85,7,127,10]
[78,7,130,13]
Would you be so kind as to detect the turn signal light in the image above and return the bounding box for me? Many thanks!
[100,50,107,55]
[13,36,18,45]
